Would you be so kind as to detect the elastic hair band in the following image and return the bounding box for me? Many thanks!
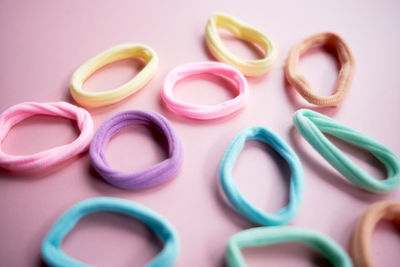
[226,226,352,267]
[205,13,277,76]
[0,102,93,172]
[42,197,179,267]
[90,110,183,189]
[285,32,355,106]
[352,201,400,267]
[70,43,158,108]
[161,62,249,120]
[219,126,304,226]
[294,109,400,193]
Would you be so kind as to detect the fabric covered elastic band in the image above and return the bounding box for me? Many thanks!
[205,13,277,76]
[90,110,183,189]
[294,109,400,193]
[70,43,158,107]
[0,102,93,172]
[285,32,355,106]
[352,201,400,267]
[226,226,352,267]
[161,62,249,120]
[42,197,179,267]
[219,126,304,226]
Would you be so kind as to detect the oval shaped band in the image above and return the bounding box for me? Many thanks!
[90,110,183,189]
[285,32,355,106]
[219,126,304,226]
[161,62,249,120]
[293,109,400,193]
[70,43,158,108]
[205,13,277,76]
[352,201,400,267]
[226,226,352,267]
[0,102,93,172]
[42,197,179,267]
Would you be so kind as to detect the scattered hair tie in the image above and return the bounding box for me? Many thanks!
[70,43,158,108]
[352,201,400,267]
[0,102,93,172]
[161,62,249,120]
[219,126,304,226]
[205,13,277,76]
[226,226,352,267]
[285,32,355,106]
[293,109,400,193]
[90,110,183,189]
[42,197,179,267]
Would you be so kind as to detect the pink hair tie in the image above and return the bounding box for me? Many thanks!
[0,102,94,172]
[161,62,249,120]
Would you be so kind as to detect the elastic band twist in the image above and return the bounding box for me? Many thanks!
[293,109,400,193]
[70,43,158,107]
[205,13,277,76]
[90,110,183,189]
[219,126,304,226]
[0,102,93,172]
[42,197,179,267]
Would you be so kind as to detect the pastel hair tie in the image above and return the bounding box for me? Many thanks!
[219,126,304,226]
[293,109,400,193]
[226,226,352,267]
[352,201,400,267]
[285,32,355,106]
[42,197,179,267]
[70,43,158,108]
[0,102,93,172]
[205,13,277,76]
[161,62,249,120]
[90,110,183,189]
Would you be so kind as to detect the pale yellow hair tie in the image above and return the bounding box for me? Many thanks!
[205,13,277,76]
[70,43,158,107]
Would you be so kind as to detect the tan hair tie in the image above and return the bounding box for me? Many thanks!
[352,201,400,267]
[285,32,355,106]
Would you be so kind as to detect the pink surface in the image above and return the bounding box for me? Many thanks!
[0,0,399,266]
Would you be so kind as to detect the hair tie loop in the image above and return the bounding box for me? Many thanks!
[0,102,93,172]
[226,226,352,267]
[70,43,158,108]
[90,110,183,189]
[219,126,304,226]
[205,13,277,76]
[293,109,400,193]
[352,201,400,267]
[285,32,355,106]
[161,62,249,120]
[42,197,179,267]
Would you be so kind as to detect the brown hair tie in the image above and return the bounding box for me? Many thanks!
[285,32,355,106]
[352,202,400,267]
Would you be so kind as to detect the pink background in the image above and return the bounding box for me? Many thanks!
[1,0,400,266]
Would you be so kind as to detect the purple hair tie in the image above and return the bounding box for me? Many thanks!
[90,110,183,189]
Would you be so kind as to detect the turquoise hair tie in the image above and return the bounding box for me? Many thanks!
[293,109,400,194]
[42,197,179,267]
[226,226,353,267]
[219,126,304,226]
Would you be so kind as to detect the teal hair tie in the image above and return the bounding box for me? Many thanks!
[219,126,304,226]
[226,226,353,267]
[42,197,179,267]
[293,109,400,194]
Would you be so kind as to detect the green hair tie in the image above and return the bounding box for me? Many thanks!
[226,226,352,267]
[293,109,400,193]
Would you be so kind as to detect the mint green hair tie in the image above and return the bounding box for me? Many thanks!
[226,226,352,267]
[293,109,400,193]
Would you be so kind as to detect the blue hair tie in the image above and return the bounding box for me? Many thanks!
[42,197,179,267]
[219,126,304,226]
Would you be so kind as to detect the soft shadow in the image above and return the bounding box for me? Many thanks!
[289,126,388,202]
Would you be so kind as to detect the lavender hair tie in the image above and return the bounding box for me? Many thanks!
[90,110,183,189]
